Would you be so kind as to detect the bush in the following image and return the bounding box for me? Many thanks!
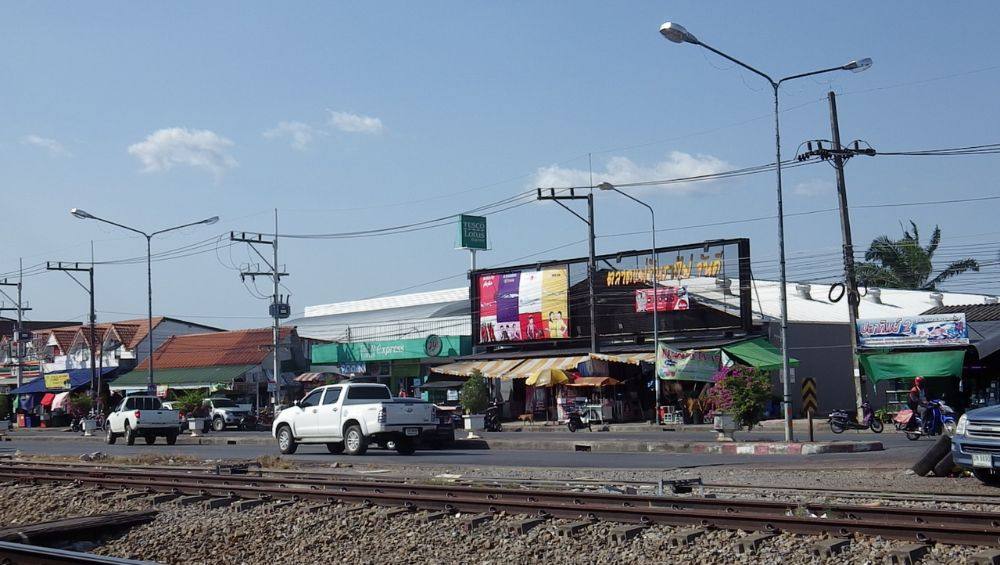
[704,365,771,431]
[174,390,208,417]
[460,370,489,415]
[67,393,93,416]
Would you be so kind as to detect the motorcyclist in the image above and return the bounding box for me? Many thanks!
[907,376,928,430]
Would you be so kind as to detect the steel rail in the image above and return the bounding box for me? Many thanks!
[3,465,1000,545]
[0,540,155,564]
[0,464,995,529]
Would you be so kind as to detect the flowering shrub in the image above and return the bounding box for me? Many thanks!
[703,365,771,431]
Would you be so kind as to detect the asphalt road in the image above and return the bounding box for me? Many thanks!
[6,433,929,470]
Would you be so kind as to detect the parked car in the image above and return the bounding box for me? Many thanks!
[952,406,1000,485]
[272,383,436,455]
[106,396,180,446]
[204,397,254,432]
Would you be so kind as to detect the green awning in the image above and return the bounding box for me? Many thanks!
[859,350,965,383]
[722,337,799,371]
[111,365,254,390]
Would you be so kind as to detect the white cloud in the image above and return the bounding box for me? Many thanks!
[127,127,237,177]
[327,110,384,134]
[793,179,834,197]
[263,121,322,151]
[533,151,732,194]
[21,134,70,156]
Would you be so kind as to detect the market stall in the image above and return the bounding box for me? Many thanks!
[561,376,621,423]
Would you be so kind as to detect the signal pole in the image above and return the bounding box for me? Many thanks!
[0,260,31,390]
[796,91,876,420]
[46,261,98,409]
[231,210,290,408]
[536,187,598,353]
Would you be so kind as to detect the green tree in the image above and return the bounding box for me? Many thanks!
[856,221,979,290]
[460,370,489,415]
[174,390,208,417]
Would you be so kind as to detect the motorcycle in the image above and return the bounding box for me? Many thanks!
[902,399,956,440]
[566,406,592,433]
[828,402,883,434]
[484,403,503,432]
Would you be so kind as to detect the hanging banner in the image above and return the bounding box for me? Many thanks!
[656,342,721,382]
[857,314,969,348]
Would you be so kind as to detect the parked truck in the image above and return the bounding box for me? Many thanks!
[272,383,436,455]
[106,395,181,446]
[951,406,1000,485]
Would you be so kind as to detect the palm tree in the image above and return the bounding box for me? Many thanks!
[856,221,979,290]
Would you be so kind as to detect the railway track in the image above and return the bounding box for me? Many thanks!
[2,463,999,547]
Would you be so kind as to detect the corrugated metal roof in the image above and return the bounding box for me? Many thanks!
[112,365,254,390]
[923,304,1000,322]
[304,288,468,318]
[135,328,294,370]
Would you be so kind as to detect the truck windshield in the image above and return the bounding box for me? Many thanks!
[346,386,392,401]
[211,399,237,408]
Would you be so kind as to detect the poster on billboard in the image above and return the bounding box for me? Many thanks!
[856,314,969,348]
[635,286,690,313]
[656,342,721,382]
[478,266,569,343]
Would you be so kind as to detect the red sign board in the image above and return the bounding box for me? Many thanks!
[635,286,690,313]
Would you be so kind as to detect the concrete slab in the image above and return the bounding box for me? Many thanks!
[666,528,706,548]
[812,539,851,557]
[884,544,929,565]
[609,525,645,543]
[420,511,450,524]
[556,521,594,538]
[735,532,777,554]
[233,499,266,512]
[509,518,546,535]
[175,495,210,506]
[203,497,237,509]
[460,513,493,532]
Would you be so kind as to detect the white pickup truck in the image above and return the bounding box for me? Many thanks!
[106,395,181,446]
[272,383,436,455]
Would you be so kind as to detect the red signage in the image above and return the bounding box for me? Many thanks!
[635,286,689,313]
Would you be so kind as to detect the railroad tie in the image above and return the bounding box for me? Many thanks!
[384,508,414,519]
[735,532,777,554]
[150,493,180,505]
[665,528,706,548]
[556,521,594,538]
[971,549,1000,565]
[269,500,297,510]
[460,513,493,532]
[335,505,367,515]
[203,498,237,509]
[115,491,149,502]
[232,499,266,513]
[884,544,929,565]
[509,518,547,535]
[421,512,451,524]
[608,525,646,543]
[175,495,210,506]
[811,539,851,557]
[305,504,327,514]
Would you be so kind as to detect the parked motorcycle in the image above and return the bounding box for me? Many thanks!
[484,403,503,432]
[567,406,592,433]
[902,399,956,440]
[829,401,883,433]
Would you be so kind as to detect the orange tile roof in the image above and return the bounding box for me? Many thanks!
[135,327,295,370]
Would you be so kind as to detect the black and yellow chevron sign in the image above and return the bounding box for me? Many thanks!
[801,377,818,414]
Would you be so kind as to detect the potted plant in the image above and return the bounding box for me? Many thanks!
[460,370,489,432]
[69,393,97,435]
[704,366,771,441]
[174,390,208,436]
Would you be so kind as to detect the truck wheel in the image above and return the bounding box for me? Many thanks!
[125,423,136,446]
[395,439,416,455]
[106,426,117,445]
[212,417,226,432]
[144,435,156,445]
[166,432,178,446]
[277,425,297,455]
[343,425,368,456]
[974,469,1000,486]
[326,442,344,454]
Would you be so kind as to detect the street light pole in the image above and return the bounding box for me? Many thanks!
[658,21,871,441]
[597,183,659,415]
[70,209,219,391]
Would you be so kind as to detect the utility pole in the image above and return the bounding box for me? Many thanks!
[0,261,31,391]
[231,210,290,408]
[536,188,598,353]
[46,261,98,410]
[796,91,876,420]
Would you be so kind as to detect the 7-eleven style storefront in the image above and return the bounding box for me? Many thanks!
[310,336,470,397]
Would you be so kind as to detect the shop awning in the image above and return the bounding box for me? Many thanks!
[417,380,466,390]
[525,368,570,387]
[859,349,966,383]
[589,352,654,365]
[430,361,481,377]
[565,376,622,387]
[722,338,799,371]
[40,393,56,407]
[9,368,115,395]
[111,365,254,391]
[505,356,588,381]
[51,391,72,411]
[295,372,334,383]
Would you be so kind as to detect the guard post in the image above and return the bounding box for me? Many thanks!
[801,377,818,442]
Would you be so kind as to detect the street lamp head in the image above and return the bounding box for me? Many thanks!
[844,58,873,73]
[70,208,95,220]
[659,22,698,44]
[596,182,615,191]
[202,216,220,225]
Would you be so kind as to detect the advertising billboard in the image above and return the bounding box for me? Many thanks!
[635,286,690,313]
[478,266,569,343]
[856,314,969,348]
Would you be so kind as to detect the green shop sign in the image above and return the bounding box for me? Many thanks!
[458,214,488,250]
[313,335,470,364]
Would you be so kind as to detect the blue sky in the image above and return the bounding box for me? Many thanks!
[2,2,998,329]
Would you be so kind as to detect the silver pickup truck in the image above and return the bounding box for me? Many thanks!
[952,405,1000,485]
